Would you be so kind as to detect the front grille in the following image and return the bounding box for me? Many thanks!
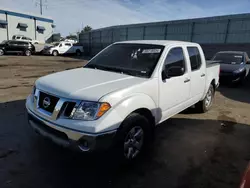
[38,92,59,113]
[64,102,76,117]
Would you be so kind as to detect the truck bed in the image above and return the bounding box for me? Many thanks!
[206,60,220,67]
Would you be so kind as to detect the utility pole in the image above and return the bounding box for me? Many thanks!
[35,0,47,15]
[40,0,43,15]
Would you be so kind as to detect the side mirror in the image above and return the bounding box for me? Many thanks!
[247,60,250,64]
[162,66,184,80]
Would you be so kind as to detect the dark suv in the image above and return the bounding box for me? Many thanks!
[0,40,35,56]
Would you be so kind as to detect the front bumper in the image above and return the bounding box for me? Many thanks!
[220,71,246,83]
[27,111,116,152]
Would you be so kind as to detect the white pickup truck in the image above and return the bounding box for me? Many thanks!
[43,41,84,56]
[26,40,220,160]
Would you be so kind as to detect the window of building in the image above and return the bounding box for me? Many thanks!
[187,47,202,71]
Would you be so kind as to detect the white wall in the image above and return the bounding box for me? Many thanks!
[7,15,35,40]
[36,20,53,43]
[0,13,7,42]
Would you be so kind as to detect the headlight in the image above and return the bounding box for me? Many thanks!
[234,67,245,74]
[72,101,111,121]
[32,85,36,95]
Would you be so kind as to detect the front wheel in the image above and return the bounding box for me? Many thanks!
[52,50,59,56]
[0,49,4,56]
[115,113,151,161]
[24,50,31,56]
[195,84,214,113]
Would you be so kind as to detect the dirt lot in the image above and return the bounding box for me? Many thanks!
[1,56,250,188]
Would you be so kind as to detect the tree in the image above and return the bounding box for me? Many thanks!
[82,25,92,33]
[66,34,78,40]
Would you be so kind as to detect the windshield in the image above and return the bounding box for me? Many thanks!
[213,53,244,64]
[85,43,164,78]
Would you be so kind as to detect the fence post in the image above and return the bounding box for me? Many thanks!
[111,28,114,43]
[190,22,195,42]
[100,30,102,50]
[224,19,230,43]
[88,32,91,56]
[143,26,146,40]
[126,27,128,40]
[164,24,168,40]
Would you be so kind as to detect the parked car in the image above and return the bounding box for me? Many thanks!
[26,40,220,161]
[43,41,83,56]
[0,40,35,56]
[212,51,250,84]
[12,35,39,44]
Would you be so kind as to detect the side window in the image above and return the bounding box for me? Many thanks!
[65,43,71,46]
[164,47,185,69]
[9,41,17,45]
[16,37,21,39]
[187,47,202,71]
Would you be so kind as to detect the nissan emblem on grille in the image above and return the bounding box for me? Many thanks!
[43,97,51,108]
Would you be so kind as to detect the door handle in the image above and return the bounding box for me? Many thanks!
[184,78,190,83]
[201,73,205,77]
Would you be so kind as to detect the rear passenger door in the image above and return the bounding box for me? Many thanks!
[187,46,206,102]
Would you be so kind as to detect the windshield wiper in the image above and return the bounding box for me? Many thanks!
[85,64,148,78]
[85,64,123,74]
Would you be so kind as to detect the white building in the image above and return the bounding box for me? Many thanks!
[0,8,55,43]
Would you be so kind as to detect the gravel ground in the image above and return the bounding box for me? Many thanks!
[1,56,250,188]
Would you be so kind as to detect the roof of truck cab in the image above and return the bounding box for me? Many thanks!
[115,40,198,46]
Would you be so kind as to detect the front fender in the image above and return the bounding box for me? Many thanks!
[95,94,159,133]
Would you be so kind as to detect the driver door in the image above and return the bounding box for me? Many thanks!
[159,47,191,121]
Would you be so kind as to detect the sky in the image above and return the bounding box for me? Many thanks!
[1,0,250,36]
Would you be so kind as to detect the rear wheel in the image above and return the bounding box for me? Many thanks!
[195,84,214,113]
[24,50,31,56]
[115,113,151,161]
[52,50,59,56]
[0,49,4,56]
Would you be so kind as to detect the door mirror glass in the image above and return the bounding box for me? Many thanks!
[167,66,184,77]
[162,66,184,79]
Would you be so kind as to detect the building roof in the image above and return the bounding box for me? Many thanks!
[0,7,53,23]
[116,40,198,46]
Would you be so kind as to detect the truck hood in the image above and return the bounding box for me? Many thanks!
[36,68,147,101]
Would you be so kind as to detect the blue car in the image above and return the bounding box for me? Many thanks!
[212,51,250,84]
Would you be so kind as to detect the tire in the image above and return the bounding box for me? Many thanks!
[115,113,151,161]
[24,50,31,56]
[0,49,4,56]
[76,50,81,56]
[195,84,214,113]
[52,50,59,56]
